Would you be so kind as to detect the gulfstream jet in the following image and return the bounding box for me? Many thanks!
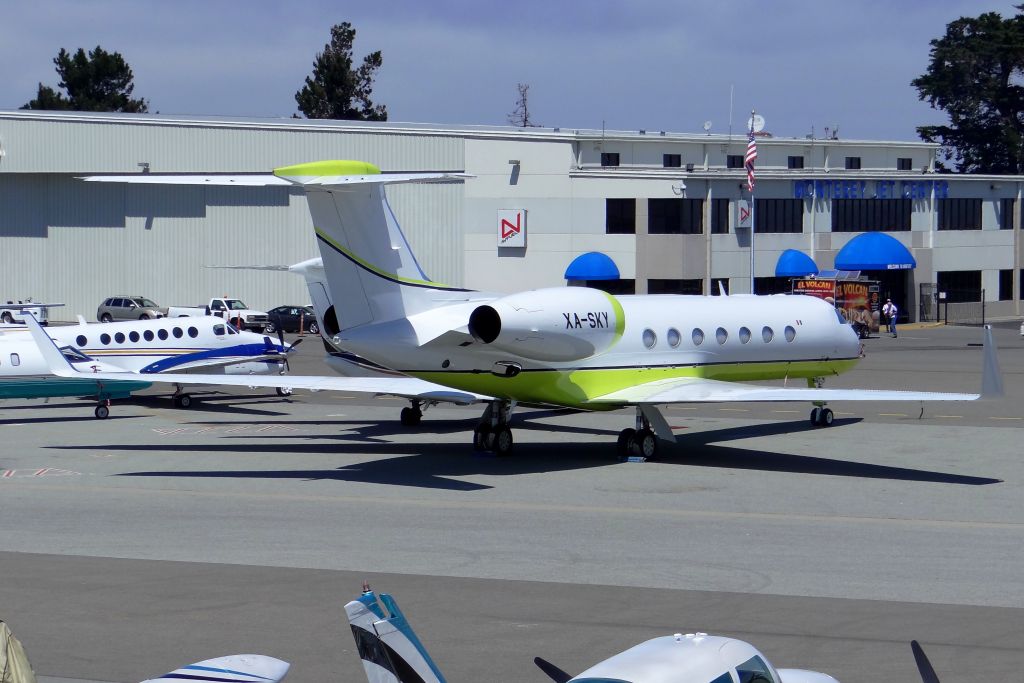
[54,161,1000,456]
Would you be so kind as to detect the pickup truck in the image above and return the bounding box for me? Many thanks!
[167,297,269,332]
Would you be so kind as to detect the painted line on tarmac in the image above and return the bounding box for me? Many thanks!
[12,482,1022,531]
[879,413,908,417]
[772,410,800,414]
[718,408,749,412]
[935,415,963,419]
[2,468,80,478]
[989,416,1023,421]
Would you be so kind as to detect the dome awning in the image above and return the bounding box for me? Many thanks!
[565,252,620,281]
[775,249,819,277]
[835,233,916,271]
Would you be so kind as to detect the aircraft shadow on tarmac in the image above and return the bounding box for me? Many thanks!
[50,412,1000,490]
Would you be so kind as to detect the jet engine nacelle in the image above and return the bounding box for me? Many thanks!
[467,287,622,362]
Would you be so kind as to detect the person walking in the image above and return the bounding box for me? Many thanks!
[882,298,898,337]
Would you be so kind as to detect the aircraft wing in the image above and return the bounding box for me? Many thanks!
[25,317,488,405]
[589,377,979,405]
[142,655,289,683]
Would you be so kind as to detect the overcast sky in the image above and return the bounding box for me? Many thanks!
[1,1,1019,141]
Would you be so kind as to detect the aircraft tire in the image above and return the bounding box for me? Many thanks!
[175,394,193,409]
[631,429,658,460]
[276,387,293,397]
[400,406,422,427]
[472,425,489,451]
[492,426,514,456]
[819,408,834,426]
[617,428,636,458]
[810,407,821,426]
[94,404,110,419]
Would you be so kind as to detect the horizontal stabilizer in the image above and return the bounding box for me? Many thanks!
[80,174,290,186]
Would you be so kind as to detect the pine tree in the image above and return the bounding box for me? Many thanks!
[295,22,387,121]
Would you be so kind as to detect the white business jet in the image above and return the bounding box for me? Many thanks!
[2,315,290,417]
[59,161,999,456]
[345,583,839,683]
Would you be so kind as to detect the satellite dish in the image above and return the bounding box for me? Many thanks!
[703,120,712,133]
[747,114,766,133]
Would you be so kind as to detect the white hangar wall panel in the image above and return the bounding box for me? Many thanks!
[0,115,464,173]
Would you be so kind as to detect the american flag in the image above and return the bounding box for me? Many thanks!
[745,125,758,192]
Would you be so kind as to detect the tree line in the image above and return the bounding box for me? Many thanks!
[20,9,1024,174]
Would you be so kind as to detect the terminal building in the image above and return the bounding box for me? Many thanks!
[0,109,1021,323]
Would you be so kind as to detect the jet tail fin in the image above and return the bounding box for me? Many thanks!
[344,584,446,683]
[24,315,77,378]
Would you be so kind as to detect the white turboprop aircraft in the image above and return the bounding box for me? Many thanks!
[3,314,291,417]
[55,160,1000,456]
[345,583,840,683]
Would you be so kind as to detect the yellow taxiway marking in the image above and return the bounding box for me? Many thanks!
[989,416,1023,421]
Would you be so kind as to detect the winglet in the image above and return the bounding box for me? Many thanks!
[981,325,1004,399]
[24,315,77,378]
[142,655,290,683]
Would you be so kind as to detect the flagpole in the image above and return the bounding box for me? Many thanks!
[748,109,757,294]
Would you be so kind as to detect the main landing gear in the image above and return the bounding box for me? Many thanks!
[472,400,515,456]
[808,376,834,427]
[94,400,110,419]
[617,407,659,460]
[400,400,423,427]
[172,385,195,409]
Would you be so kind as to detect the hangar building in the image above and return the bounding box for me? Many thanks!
[0,110,1020,323]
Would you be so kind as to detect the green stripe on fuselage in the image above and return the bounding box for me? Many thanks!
[413,358,859,409]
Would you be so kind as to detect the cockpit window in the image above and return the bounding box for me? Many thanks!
[710,674,733,683]
[225,321,238,334]
[737,655,777,683]
[60,346,92,363]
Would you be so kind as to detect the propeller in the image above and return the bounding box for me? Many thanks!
[911,641,940,683]
[533,657,572,683]
[271,329,302,372]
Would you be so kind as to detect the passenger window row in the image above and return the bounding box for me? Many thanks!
[641,325,796,349]
[77,326,203,347]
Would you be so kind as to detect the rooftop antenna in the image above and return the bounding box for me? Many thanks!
[728,84,734,141]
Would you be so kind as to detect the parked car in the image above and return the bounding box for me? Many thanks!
[264,305,319,334]
[166,297,269,332]
[97,296,168,322]
[1,299,53,325]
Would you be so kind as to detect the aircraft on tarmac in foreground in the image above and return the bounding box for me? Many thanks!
[345,583,841,683]
[50,161,1001,456]
[2,314,292,418]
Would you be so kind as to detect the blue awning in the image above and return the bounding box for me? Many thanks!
[565,252,620,281]
[775,249,819,277]
[835,233,916,271]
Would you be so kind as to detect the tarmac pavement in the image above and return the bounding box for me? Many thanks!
[0,323,1021,683]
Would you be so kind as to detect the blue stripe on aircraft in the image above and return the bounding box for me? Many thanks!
[183,664,273,680]
[140,343,284,373]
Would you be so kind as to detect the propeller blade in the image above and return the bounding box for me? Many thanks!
[533,657,572,683]
[277,327,285,348]
[911,641,940,683]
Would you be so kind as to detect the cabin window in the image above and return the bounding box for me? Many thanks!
[737,655,778,683]
[143,330,154,342]
[784,325,796,342]
[9,353,20,366]
[172,327,184,339]
[76,335,87,347]
[114,332,125,344]
[158,329,169,341]
[692,328,705,346]
[100,333,111,345]
[642,328,657,349]
[716,327,728,344]
[762,326,774,343]
[213,324,226,336]
[187,326,199,338]
[739,326,751,344]
[129,331,140,343]
[667,327,681,348]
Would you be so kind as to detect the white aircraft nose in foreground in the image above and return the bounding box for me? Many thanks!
[62,161,1001,456]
